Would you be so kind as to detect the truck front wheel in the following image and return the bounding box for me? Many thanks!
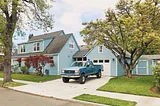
[79,74,86,84]
[97,70,102,78]
[62,77,69,83]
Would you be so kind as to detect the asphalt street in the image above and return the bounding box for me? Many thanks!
[0,87,97,106]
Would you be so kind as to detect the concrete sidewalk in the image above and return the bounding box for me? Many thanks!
[6,76,160,106]
[0,78,37,84]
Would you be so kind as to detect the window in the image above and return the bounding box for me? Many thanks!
[34,42,40,51]
[49,57,53,59]
[99,60,103,63]
[20,45,25,53]
[105,60,109,63]
[93,60,98,63]
[98,46,103,53]
[69,41,74,49]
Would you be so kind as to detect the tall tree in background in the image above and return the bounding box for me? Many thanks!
[0,0,54,83]
[81,0,160,78]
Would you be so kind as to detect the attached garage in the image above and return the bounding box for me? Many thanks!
[93,59,111,76]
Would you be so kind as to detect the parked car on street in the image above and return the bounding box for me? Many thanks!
[61,60,103,84]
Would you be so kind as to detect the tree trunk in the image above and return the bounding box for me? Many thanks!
[126,69,132,78]
[3,33,13,83]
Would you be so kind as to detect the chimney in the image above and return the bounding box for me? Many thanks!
[29,34,33,40]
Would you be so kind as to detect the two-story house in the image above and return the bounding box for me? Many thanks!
[12,30,79,75]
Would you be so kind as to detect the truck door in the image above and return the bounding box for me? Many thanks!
[90,61,95,74]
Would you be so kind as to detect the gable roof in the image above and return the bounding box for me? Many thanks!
[28,30,64,42]
[43,33,72,54]
[16,31,75,56]
[73,45,92,58]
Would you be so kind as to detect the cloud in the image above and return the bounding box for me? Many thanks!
[14,0,119,45]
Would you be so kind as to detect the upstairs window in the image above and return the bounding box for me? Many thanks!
[34,42,40,51]
[20,45,25,53]
[69,41,74,49]
[98,46,103,53]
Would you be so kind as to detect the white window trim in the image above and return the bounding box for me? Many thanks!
[98,46,103,53]
[33,42,40,52]
[20,45,25,53]
[136,60,148,75]
[69,41,74,49]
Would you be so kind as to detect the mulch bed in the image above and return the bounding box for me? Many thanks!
[150,86,160,95]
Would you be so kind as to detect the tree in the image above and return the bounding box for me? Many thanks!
[0,0,54,83]
[81,0,160,78]
[151,64,160,92]
[22,55,54,76]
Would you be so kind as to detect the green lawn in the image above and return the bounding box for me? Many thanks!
[0,72,61,82]
[98,76,160,97]
[0,80,25,87]
[74,94,137,106]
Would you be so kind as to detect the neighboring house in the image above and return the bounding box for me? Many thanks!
[73,45,160,76]
[12,30,79,75]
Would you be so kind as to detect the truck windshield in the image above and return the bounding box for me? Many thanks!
[71,62,84,67]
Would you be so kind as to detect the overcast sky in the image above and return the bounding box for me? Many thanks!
[13,0,119,45]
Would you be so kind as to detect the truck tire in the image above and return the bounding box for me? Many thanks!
[62,77,69,83]
[79,74,86,84]
[97,70,102,78]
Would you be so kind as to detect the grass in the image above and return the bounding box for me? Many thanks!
[74,94,137,106]
[0,80,25,87]
[98,76,160,97]
[0,71,61,82]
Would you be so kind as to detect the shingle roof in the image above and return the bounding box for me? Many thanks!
[28,30,64,42]
[73,45,92,57]
[16,30,73,56]
[141,55,160,59]
[43,34,72,54]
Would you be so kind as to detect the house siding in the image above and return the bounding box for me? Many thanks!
[43,55,58,75]
[44,38,52,49]
[86,46,117,76]
[148,60,153,75]
[18,40,44,54]
[117,61,125,76]
[59,35,79,75]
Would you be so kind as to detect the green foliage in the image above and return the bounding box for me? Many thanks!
[0,0,54,83]
[11,64,19,73]
[151,64,160,90]
[98,76,160,97]
[81,0,160,77]
[0,80,25,87]
[74,94,137,106]
[20,66,28,74]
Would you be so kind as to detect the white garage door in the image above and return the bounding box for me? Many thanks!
[93,59,110,76]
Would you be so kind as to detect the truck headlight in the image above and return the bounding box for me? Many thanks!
[75,70,80,73]
[61,70,64,73]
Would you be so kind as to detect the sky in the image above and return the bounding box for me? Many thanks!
[13,0,119,45]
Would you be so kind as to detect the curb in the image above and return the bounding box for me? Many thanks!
[5,87,105,106]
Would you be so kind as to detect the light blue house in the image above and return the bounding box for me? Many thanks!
[12,30,160,76]
[12,30,79,75]
[73,45,160,76]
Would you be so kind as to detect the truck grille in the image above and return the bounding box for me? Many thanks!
[64,70,75,74]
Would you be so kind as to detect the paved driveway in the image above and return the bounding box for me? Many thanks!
[11,76,111,99]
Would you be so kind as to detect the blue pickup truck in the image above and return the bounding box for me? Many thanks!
[61,60,103,84]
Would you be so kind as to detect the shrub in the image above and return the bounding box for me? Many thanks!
[20,66,28,74]
[11,64,20,73]
[151,64,160,90]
